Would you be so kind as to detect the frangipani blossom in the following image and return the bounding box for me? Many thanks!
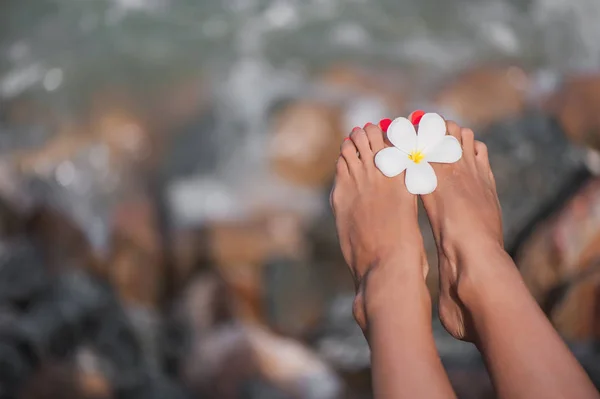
[375,113,462,195]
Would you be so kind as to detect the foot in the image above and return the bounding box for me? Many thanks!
[420,121,504,341]
[330,123,428,330]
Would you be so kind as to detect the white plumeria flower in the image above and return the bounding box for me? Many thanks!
[374,113,462,195]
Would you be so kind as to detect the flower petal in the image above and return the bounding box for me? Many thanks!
[386,117,417,153]
[405,161,437,195]
[416,113,446,152]
[375,147,410,177]
[424,136,462,164]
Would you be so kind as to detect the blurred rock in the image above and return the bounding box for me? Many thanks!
[150,75,211,133]
[552,274,600,341]
[108,197,164,309]
[0,195,25,239]
[238,379,295,399]
[585,149,600,176]
[0,271,111,397]
[174,275,340,397]
[91,110,154,169]
[75,348,113,399]
[263,258,326,337]
[248,326,342,399]
[207,212,309,323]
[546,73,600,151]
[208,220,267,323]
[0,240,48,307]
[13,124,94,178]
[183,323,342,399]
[175,273,233,334]
[2,98,59,129]
[517,178,600,340]
[315,295,369,373]
[0,266,187,398]
[182,323,260,399]
[106,196,168,372]
[210,212,308,266]
[319,65,407,119]
[434,65,531,129]
[26,205,100,274]
[13,107,153,183]
[574,342,600,390]
[269,101,343,188]
[170,228,210,290]
[483,112,585,250]
[164,272,234,383]
[19,362,87,399]
[6,108,158,263]
[447,368,494,399]
[0,160,34,234]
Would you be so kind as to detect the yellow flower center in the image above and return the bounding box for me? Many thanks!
[408,150,425,164]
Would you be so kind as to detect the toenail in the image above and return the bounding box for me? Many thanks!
[344,137,351,141]
[363,123,372,129]
[352,127,361,132]
[379,118,392,132]
[410,110,426,125]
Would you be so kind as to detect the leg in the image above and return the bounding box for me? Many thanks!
[331,124,456,399]
[422,120,599,399]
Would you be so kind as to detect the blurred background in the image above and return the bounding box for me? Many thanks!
[1,0,600,398]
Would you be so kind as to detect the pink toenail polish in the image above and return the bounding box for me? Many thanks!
[363,123,372,129]
[344,137,351,141]
[411,110,425,125]
[379,118,392,132]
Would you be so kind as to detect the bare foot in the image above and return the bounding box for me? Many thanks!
[420,121,504,341]
[330,123,428,330]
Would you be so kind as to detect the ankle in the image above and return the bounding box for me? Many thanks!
[359,257,430,327]
[454,244,520,312]
[438,234,505,277]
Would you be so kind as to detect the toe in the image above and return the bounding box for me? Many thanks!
[364,123,385,153]
[489,169,498,192]
[474,140,494,184]
[336,154,349,177]
[474,140,488,156]
[461,128,476,158]
[408,110,426,125]
[341,137,361,174]
[350,127,373,161]
[474,140,489,167]
[446,120,462,142]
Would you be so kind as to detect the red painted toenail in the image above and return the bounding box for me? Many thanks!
[352,127,361,132]
[363,123,372,129]
[379,118,392,132]
[344,137,351,141]
[411,110,425,125]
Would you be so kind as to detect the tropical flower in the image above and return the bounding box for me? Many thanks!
[375,113,462,195]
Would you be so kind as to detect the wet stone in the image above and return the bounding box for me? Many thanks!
[263,258,327,338]
[269,101,343,189]
[482,112,586,251]
[546,73,600,151]
[433,65,531,129]
[517,178,600,341]
[108,197,165,309]
[182,323,343,399]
